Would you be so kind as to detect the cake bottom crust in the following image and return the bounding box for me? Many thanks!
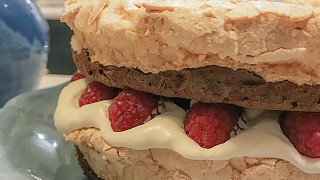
[76,146,101,180]
[73,49,320,112]
[68,128,320,180]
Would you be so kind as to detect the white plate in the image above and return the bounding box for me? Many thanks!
[0,85,86,180]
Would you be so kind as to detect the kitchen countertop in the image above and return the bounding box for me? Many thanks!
[37,3,63,20]
[38,74,71,89]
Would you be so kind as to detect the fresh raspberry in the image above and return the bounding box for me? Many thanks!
[79,81,119,107]
[108,89,160,132]
[280,112,320,158]
[70,71,85,82]
[184,103,241,149]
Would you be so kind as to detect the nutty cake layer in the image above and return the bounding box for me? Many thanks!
[74,145,101,180]
[73,49,320,112]
[70,129,320,180]
[62,0,320,85]
[76,146,102,180]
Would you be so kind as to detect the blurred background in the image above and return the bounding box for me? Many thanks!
[35,0,76,74]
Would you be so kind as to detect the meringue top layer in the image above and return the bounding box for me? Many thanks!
[62,0,320,85]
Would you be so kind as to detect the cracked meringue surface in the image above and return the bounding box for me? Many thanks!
[62,0,320,85]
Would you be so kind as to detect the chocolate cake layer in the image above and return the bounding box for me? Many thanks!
[73,49,320,112]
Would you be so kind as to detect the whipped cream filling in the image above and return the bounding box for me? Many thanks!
[54,79,320,174]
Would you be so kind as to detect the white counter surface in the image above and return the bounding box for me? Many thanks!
[38,74,71,89]
[38,4,63,20]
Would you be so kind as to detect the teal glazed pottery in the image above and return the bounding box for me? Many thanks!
[0,84,85,179]
[0,0,49,107]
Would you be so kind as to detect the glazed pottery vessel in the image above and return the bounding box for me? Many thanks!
[0,0,49,107]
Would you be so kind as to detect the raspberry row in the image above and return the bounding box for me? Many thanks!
[71,72,320,158]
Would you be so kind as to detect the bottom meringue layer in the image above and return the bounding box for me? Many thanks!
[54,79,320,174]
[71,128,320,180]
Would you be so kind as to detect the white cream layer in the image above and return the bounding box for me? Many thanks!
[54,79,320,174]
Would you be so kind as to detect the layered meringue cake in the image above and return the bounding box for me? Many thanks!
[55,0,320,179]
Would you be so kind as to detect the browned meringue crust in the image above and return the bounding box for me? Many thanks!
[74,49,320,112]
[68,128,320,180]
[76,146,102,180]
[63,0,320,86]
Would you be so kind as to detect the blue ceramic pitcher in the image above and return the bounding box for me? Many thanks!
[0,0,49,107]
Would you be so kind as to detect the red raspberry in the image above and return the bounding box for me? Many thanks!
[184,103,241,149]
[280,112,320,158]
[70,71,85,82]
[79,81,119,107]
[108,89,160,132]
